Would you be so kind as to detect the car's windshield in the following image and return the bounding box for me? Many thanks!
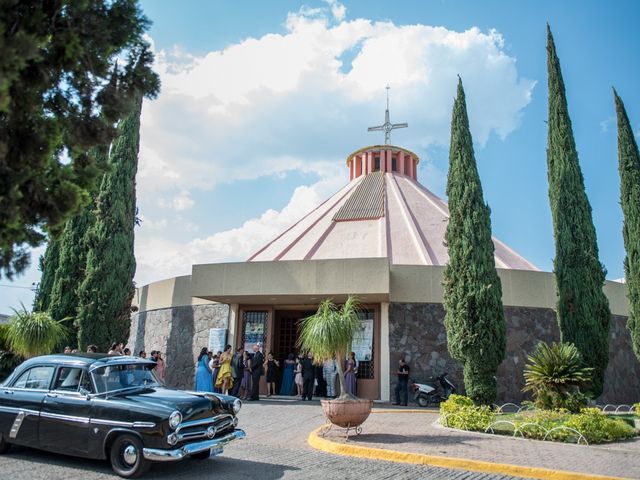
[91,364,160,394]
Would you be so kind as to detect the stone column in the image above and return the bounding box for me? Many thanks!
[380,301,391,402]
[228,303,239,348]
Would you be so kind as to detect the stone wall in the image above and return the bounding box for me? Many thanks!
[388,303,640,405]
[129,304,230,390]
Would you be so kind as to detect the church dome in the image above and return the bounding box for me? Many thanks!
[248,145,538,271]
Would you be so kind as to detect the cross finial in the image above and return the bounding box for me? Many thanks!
[368,85,408,145]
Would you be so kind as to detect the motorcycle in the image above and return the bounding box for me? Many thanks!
[411,373,456,407]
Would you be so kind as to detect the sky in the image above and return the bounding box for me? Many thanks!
[1,0,640,314]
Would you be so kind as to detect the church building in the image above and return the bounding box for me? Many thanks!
[130,102,638,404]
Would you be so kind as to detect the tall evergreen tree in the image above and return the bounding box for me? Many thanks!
[0,1,159,279]
[48,205,98,347]
[33,239,61,313]
[77,98,142,350]
[443,78,506,405]
[546,26,610,397]
[614,89,640,360]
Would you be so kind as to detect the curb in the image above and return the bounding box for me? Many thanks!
[307,427,630,480]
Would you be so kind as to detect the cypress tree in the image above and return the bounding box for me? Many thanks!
[77,98,142,350]
[443,78,506,405]
[33,239,61,312]
[614,89,640,360]
[48,205,97,347]
[546,26,610,397]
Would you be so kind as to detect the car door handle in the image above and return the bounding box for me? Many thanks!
[2,390,13,395]
[46,393,58,398]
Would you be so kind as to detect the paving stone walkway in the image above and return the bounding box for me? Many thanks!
[0,397,520,480]
[320,404,640,479]
[0,396,636,479]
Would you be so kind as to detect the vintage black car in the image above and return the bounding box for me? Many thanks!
[0,353,245,478]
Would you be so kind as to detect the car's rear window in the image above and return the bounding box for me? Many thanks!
[12,366,55,390]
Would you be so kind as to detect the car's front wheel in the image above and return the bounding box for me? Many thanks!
[0,433,11,454]
[109,433,151,478]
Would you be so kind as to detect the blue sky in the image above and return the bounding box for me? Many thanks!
[1,0,639,314]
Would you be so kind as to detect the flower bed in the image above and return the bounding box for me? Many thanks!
[439,395,637,445]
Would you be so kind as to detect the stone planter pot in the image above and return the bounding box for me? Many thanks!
[634,418,640,433]
[320,398,373,429]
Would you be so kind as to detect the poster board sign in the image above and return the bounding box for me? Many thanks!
[352,319,373,361]
[208,328,227,354]
[243,314,266,352]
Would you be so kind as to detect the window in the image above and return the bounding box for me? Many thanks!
[54,367,87,392]
[92,365,159,393]
[374,156,380,171]
[354,310,375,380]
[12,366,55,390]
[391,157,397,172]
[242,311,268,352]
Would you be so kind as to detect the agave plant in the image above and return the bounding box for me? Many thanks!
[297,296,361,400]
[6,306,69,358]
[523,341,593,411]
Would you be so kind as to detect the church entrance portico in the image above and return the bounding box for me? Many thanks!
[235,303,382,400]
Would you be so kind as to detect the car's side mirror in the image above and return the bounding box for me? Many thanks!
[79,387,91,399]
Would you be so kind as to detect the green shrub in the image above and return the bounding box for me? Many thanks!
[565,408,635,443]
[523,342,592,412]
[634,403,640,417]
[0,350,22,383]
[508,408,635,444]
[0,324,10,351]
[440,395,495,431]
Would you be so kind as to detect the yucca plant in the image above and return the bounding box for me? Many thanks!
[297,296,361,400]
[6,305,69,358]
[523,341,593,412]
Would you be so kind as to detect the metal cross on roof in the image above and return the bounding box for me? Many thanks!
[367,85,408,145]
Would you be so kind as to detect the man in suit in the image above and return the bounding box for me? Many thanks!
[250,344,264,401]
[301,352,315,401]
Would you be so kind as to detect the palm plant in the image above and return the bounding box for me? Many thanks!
[297,296,361,400]
[523,341,593,411]
[6,305,68,358]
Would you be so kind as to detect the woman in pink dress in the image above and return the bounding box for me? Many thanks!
[153,351,166,382]
[294,356,304,397]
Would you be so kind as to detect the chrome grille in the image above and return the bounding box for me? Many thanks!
[175,414,235,442]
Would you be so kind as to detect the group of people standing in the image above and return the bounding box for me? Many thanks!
[266,351,359,400]
[64,342,166,382]
[194,346,361,402]
[195,344,265,401]
[195,344,234,394]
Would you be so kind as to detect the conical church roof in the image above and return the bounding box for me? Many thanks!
[248,146,537,271]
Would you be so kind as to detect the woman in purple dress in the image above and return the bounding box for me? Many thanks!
[344,351,357,396]
[239,350,252,400]
[210,354,220,392]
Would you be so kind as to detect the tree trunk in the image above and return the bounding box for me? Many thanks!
[335,352,356,400]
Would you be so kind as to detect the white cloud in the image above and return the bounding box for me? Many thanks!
[158,191,195,212]
[324,0,347,21]
[134,8,534,286]
[134,175,343,285]
[600,116,615,133]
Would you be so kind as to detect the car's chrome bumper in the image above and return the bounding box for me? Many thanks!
[143,429,246,462]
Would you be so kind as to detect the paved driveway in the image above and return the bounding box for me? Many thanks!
[0,398,521,480]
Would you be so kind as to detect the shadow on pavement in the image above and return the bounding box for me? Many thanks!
[6,445,299,479]
[342,432,483,447]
